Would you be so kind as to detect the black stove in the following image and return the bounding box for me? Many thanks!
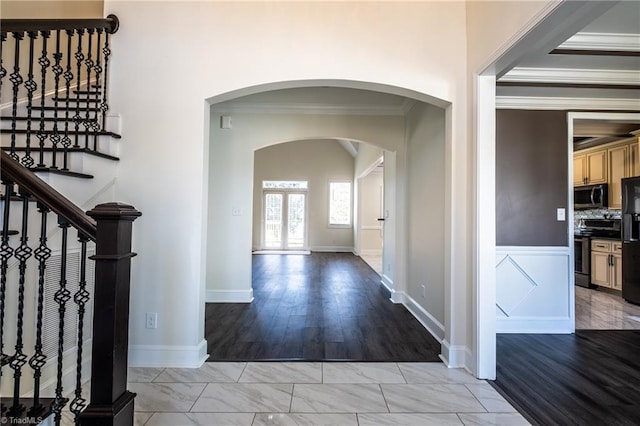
[575,218,621,239]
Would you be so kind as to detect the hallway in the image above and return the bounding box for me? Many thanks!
[205,252,440,361]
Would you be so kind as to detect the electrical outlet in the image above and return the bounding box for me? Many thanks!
[421,284,426,298]
[145,312,158,329]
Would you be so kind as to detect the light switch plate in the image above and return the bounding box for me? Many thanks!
[557,208,566,221]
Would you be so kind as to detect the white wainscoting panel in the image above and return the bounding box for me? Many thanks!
[496,246,572,333]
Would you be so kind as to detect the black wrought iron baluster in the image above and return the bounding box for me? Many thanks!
[91,29,103,151]
[9,31,24,162]
[83,29,94,149]
[9,188,34,414]
[22,31,38,168]
[1,33,6,100]
[73,29,84,148]
[52,217,71,425]
[29,203,51,412]
[50,30,64,169]
[69,233,90,424]
[100,31,111,132]
[61,29,75,171]
[0,180,15,376]
[36,31,51,168]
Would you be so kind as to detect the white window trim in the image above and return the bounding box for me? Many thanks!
[328,180,353,228]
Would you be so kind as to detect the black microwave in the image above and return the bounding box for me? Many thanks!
[575,184,608,210]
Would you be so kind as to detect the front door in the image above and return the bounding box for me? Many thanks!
[263,191,307,250]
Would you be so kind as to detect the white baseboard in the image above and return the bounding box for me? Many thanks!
[381,274,395,298]
[496,317,573,333]
[206,289,254,303]
[440,339,469,369]
[128,339,208,368]
[310,246,354,252]
[399,292,445,343]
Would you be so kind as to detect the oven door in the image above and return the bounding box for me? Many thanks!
[575,236,591,287]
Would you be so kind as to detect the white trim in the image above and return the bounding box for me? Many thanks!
[0,78,97,112]
[360,248,382,256]
[501,67,640,85]
[310,246,354,253]
[253,250,310,255]
[211,102,407,116]
[128,339,208,368]
[338,139,358,158]
[496,317,573,333]
[398,291,445,343]
[440,339,469,369]
[496,246,571,256]
[206,289,254,303]
[560,32,640,51]
[496,96,640,111]
[381,274,395,297]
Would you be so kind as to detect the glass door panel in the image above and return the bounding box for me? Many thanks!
[264,193,283,248]
[287,193,306,249]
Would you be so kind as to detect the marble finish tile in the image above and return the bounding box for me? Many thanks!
[464,383,516,413]
[322,362,405,384]
[290,384,387,413]
[253,413,358,425]
[397,363,481,384]
[135,412,154,426]
[358,413,464,426]
[381,384,486,413]
[129,367,165,383]
[458,412,531,425]
[129,382,206,412]
[153,362,246,383]
[190,383,293,412]
[239,362,321,383]
[145,412,254,425]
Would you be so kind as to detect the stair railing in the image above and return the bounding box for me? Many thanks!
[1,149,140,425]
[1,16,120,175]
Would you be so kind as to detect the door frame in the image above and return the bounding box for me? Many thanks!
[261,189,309,251]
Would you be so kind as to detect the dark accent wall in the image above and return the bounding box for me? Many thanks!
[496,110,568,246]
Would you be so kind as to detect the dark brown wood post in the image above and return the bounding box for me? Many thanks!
[78,202,141,426]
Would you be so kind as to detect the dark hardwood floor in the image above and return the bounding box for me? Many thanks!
[491,331,640,426]
[205,252,441,361]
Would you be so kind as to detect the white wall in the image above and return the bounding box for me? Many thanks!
[104,0,469,368]
[402,103,446,340]
[252,139,355,251]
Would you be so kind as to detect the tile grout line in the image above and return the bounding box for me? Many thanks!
[378,383,392,414]
[186,381,209,413]
[463,383,490,413]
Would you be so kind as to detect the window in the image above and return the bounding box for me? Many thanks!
[263,180,308,190]
[329,181,351,226]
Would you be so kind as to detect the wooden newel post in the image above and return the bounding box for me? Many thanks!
[79,202,141,426]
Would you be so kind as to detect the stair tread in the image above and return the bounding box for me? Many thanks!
[2,146,120,161]
[0,230,20,236]
[30,167,94,179]
[74,90,102,95]
[0,397,57,421]
[51,97,101,103]
[1,116,97,122]
[31,105,101,112]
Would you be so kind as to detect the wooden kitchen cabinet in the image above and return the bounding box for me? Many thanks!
[608,145,629,209]
[591,239,622,291]
[574,150,607,186]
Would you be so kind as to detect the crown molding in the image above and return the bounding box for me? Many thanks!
[496,96,640,111]
[500,67,640,86]
[211,102,407,116]
[560,32,640,51]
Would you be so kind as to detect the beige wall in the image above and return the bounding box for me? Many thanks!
[1,1,103,18]
[252,139,355,251]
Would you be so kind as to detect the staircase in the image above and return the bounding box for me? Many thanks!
[1,16,140,426]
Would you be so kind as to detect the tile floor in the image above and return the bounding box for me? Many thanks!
[575,285,640,329]
[360,254,382,276]
[121,362,528,425]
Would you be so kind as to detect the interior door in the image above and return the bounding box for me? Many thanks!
[264,192,284,249]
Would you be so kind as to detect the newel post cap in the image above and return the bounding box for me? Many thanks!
[87,202,142,221]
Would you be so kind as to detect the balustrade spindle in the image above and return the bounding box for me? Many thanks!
[61,29,75,171]
[91,29,103,151]
[73,29,84,149]
[52,217,71,425]
[9,188,34,414]
[82,29,94,150]
[22,32,38,168]
[69,234,90,424]
[9,31,24,162]
[36,31,51,168]
[0,33,6,99]
[0,180,15,371]
[100,31,111,131]
[29,203,51,411]
[50,30,64,169]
